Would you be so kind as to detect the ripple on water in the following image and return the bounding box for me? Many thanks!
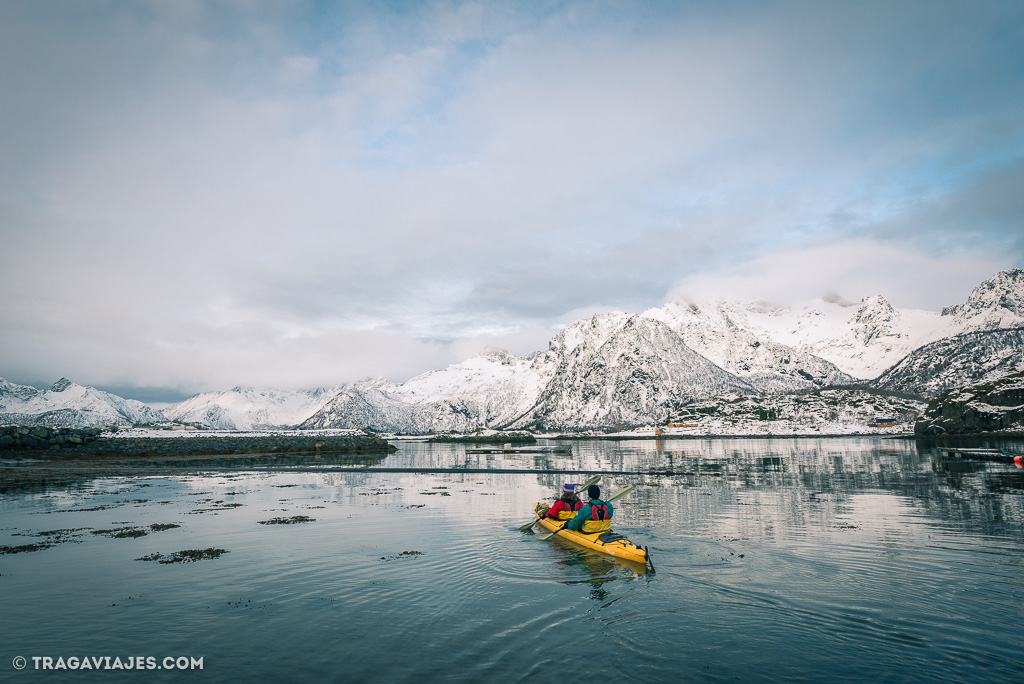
[3,439,1024,683]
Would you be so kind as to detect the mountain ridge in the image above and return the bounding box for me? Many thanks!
[0,377,167,428]
[3,269,1023,432]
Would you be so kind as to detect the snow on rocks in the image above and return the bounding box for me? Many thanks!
[915,369,1024,435]
[5,269,1023,435]
[0,378,166,428]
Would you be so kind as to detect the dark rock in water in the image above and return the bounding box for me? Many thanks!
[915,370,1024,435]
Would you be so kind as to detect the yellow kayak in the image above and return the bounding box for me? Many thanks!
[533,502,651,567]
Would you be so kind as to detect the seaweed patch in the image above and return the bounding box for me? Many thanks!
[0,542,55,554]
[380,550,424,562]
[136,548,229,564]
[257,516,315,525]
[92,527,149,538]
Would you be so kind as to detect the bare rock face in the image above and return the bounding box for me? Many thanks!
[915,370,1024,435]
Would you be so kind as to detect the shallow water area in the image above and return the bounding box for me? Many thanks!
[1,437,1022,682]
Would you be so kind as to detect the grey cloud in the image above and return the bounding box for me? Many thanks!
[2,1,1023,393]
[867,158,1024,258]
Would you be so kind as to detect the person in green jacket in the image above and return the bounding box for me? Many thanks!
[566,484,614,534]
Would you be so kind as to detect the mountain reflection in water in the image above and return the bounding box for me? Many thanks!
[0,437,1021,683]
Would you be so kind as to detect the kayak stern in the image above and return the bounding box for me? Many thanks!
[532,502,649,565]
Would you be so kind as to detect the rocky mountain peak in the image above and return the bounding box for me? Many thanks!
[850,295,899,346]
[549,311,632,355]
[1,377,166,428]
[942,268,1024,319]
[856,295,895,319]
[50,377,74,392]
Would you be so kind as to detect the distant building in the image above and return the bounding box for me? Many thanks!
[873,417,899,427]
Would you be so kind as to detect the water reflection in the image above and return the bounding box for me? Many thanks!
[2,436,1022,683]
[468,437,1024,552]
[0,450,389,495]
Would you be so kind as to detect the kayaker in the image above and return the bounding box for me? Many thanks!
[543,483,583,520]
[566,484,613,534]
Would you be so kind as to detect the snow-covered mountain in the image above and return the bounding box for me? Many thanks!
[939,268,1024,330]
[8,269,1022,432]
[748,295,945,379]
[644,269,1024,381]
[161,386,342,430]
[296,379,472,433]
[300,313,756,432]
[645,293,943,380]
[871,328,1024,397]
[0,377,167,428]
[524,313,752,429]
[298,349,559,432]
[642,301,856,389]
[389,347,558,427]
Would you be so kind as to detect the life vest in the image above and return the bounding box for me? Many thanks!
[548,497,581,520]
[581,500,612,533]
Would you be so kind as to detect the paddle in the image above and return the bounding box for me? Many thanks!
[518,475,601,531]
[537,484,635,540]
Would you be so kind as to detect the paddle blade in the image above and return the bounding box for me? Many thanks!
[518,518,540,531]
[607,484,634,502]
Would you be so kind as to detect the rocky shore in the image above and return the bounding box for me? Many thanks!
[84,433,396,458]
[0,428,398,494]
[0,427,397,457]
[0,425,103,449]
[915,370,1024,436]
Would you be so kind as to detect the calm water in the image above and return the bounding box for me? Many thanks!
[1,438,1022,683]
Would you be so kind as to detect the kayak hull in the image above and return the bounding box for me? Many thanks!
[533,503,649,565]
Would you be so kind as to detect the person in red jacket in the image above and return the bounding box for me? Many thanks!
[543,483,583,520]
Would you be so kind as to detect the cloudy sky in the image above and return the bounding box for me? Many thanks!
[2,0,1022,403]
